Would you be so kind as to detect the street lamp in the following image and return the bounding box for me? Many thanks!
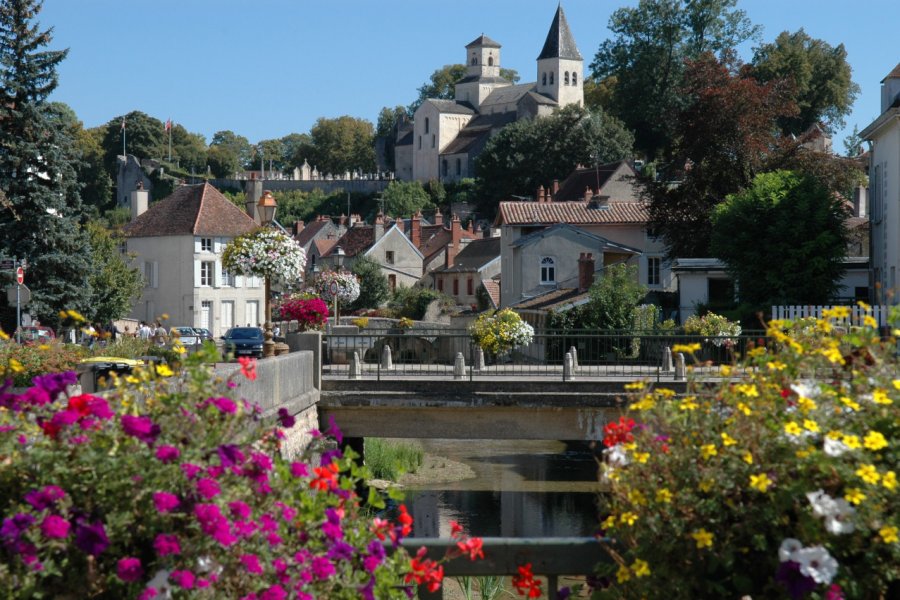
[258,190,277,358]
[333,246,345,325]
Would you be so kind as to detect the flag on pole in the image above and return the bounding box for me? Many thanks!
[165,119,172,132]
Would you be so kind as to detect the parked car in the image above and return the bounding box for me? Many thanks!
[192,327,213,343]
[170,326,199,346]
[221,327,265,358]
[17,325,56,344]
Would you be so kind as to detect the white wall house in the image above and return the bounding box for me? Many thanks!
[123,183,264,337]
[862,62,900,304]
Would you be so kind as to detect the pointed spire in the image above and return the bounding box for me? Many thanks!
[537,4,582,60]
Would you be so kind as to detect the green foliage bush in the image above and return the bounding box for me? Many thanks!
[388,287,453,321]
[365,439,424,481]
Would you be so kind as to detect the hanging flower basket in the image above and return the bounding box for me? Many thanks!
[311,271,361,304]
[222,228,307,286]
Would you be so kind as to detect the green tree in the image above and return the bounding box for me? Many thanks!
[169,124,207,174]
[583,263,647,330]
[751,29,859,136]
[309,116,376,175]
[475,104,634,216]
[347,255,389,311]
[100,111,165,174]
[590,0,759,159]
[842,124,864,158]
[710,170,848,305]
[0,0,93,328]
[381,181,434,218]
[210,130,253,169]
[252,138,285,173]
[282,132,314,170]
[376,105,409,139]
[46,102,113,213]
[409,64,520,113]
[85,223,142,323]
[207,144,240,178]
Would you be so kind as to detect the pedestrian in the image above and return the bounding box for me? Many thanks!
[153,322,168,347]
[106,320,119,342]
[138,321,152,340]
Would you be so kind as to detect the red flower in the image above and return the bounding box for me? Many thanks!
[456,537,484,561]
[450,521,463,537]
[406,548,445,593]
[397,505,413,537]
[238,357,257,381]
[602,416,636,448]
[512,563,542,598]
[309,462,340,492]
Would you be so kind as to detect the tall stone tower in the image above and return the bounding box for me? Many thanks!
[455,34,510,110]
[536,4,583,107]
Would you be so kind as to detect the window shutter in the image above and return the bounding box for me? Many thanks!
[214,238,222,253]
[194,260,201,287]
[234,275,243,288]
[152,262,159,288]
[194,238,201,254]
[214,261,222,288]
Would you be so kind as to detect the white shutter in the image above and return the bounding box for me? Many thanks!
[194,238,201,254]
[213,261,222,288]
[193,260,201,287]
[234,275,243,288]
[214,238,222,253]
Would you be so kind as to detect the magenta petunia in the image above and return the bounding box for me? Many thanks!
[180,463,202,479]
[290,462,309,478]
[311,556,335,580]
[155,445,180,463]
[241,553,264,574]
[117,557,144,582]
[121,415,161,445]
[259,584,288,600]
[25,485,66,511]
[74,519,109,556]
[196,478,220,499]
[50,409,80,429]
[170,570,195,589]
[153,533,181,556]
[138,588,158,600]
[40,515,70,539]
[152,492,180,513]
[209,397,237,414]
[228,501,252,520]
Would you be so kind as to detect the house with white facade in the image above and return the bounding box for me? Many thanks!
[861,61,900,304]
[123,183,264,336]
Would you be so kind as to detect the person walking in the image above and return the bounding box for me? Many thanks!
[138,321,152,340]
[153,322,168,347]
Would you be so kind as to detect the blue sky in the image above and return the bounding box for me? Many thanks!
[41,0,900,152]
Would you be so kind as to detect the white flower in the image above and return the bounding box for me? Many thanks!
[806,490,836,518]
[604,444,629,468]
[778,538,803,562]
[791,380,821,399]
[806,490,856,534]
[823,437,849,457]
[794,545,838,584]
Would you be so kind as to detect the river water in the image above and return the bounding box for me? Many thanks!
[402,439,602,539]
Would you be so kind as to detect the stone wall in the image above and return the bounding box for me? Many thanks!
[215,351,319,459]
[205,179,390,195]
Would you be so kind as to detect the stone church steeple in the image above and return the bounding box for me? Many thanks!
[455,34,510,109]
[536,4,583,107]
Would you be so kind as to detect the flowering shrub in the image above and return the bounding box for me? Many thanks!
[683,311,742,347]
[222,228,307,285]
[0,336,87,387]
[0,345,482,597]
[468,309,534,354]
[278,295,328,331]
[312,271,361,304]
[597,306,898,599]
[351,318,369,329]
[395,317,414,330]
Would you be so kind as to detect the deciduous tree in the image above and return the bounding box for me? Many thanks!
[347,255,389,311]
[100,111,165,174]
[207,144,240,179]
[85,223,143,323]
[46,102,113,213]
[381,181,433,218]
[210,130,253,169]
[308,116,376,175]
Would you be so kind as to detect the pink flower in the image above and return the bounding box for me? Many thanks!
[25,485,66,510]
[155,445,180,463]
[171,570,195,589]
[152,492,180,513]
[241,553,264,574]
[290,462,309,477]
[121,415,161,445]
[138,588,158,600]
[117,557,144,582]
[229,501,252,520]
[260,584,288,600]
[180,463,202,479]
[153,533,181,556]
[197,478,221,499]
[40,515,70,539]
[209,397,237,414]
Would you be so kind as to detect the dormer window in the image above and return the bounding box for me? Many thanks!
[564,72,570,85]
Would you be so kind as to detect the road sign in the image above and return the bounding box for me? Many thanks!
[15,267,24,285]
[7,284,30,306]
[329,281,339,297]
[0,259,14,271]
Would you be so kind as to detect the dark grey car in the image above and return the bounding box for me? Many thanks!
[221,327,264,359]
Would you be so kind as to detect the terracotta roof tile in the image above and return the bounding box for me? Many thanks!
[124,183,257,238]
[327,226,375,258]
[295,219,329,248]
[313,238,337,256]
[496,200,649,226]
[482,279,500,309]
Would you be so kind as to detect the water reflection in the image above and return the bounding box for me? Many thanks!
[403,439,601,538]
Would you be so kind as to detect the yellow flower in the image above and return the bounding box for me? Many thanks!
[839,397,860,411]
[632,559,651,578]
[750,473,772,493]
[784,422,803,436]
[796,446,815,459]
[735,384,759,397]
[747,346,767,358]
[844,488,866,505]
[601,515,617,530]
[820,347,845,364]
[720,365,733,376]
[173,345,187,355]
[863,431,888,451]
[863,315,878,328]
[802,419,819,433]
[843,435,862,449]
[616,564,632,583]
[823,306,850,319]
[623,442,637,452]
[742,451,754,465]
[0,329,8,341]
[628,489,647,506]
[882,471,897,491]
[857,300,871,311]
[872,389,893,405]
[620,512,638,526]
[796,396,817,412]
[700,444,718,460]
[721,432,737,447]
[125,375,140,384]
[691,529,714,549]
[8,359,24,373]
[155,365,174,378]
[679,397,699,411]
[892,379,900,392]
[624,381,645,390]
[630,395,656,411]
[655,488,672,503]
[856,464,881,485]
[879,526,899,544]
[736,402,752,416]
[673,343,701,354]
[698,479,714,492]
[655,388,676,398]
[633,452,650,464]
[766,360,786,371]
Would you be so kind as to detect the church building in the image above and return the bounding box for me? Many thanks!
[396,5,584,183]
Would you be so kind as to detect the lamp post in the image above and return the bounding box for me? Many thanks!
[257,190,278,358]
[333,246,345,325]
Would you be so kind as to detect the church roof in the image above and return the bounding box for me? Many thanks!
[466,34,501,49]
[882,62,900,82]
[523,91,558,106]
[123,183,257,238]
[481,82,540,109]
[537,5,582,61]
[441,112,517,156]
[424,99,476,115]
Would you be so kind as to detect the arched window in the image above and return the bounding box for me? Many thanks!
[564,72,570,85]
[471,55,477,66]
[488,56,493,66]
[540,256,556,284]
[542,72,547,86]
[549,72,554,85]
[424,117,429,134]
[572,72,577,86]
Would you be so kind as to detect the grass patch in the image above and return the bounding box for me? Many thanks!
[365,438,424,481]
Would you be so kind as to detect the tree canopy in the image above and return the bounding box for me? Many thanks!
[710,170,848,305]
[380,181,434,219]
[751,29,859,136]
[47,102,113,213]
[100,111,166,175]
[85,223,143,323]
[347,255,390,312]
[590,0,759,159]
[210,130,254,170]
[308,116,376,176]
[474,104,634,216]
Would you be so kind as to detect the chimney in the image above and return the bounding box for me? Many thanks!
[536,185,545,203]
[583,186,593,203]
[552,179,559,198]
[339,214,347,227]
[467,219,474,234]
[394,216,405,233]
[244,178,263,224]
[411,211,422,247]
[293,221,304,237]
[434,211,443,226]
[352,213,363,227]
[446,214,462,268]
[130,181,149,221]
[374,211,385,241]
[578,252,595,293]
